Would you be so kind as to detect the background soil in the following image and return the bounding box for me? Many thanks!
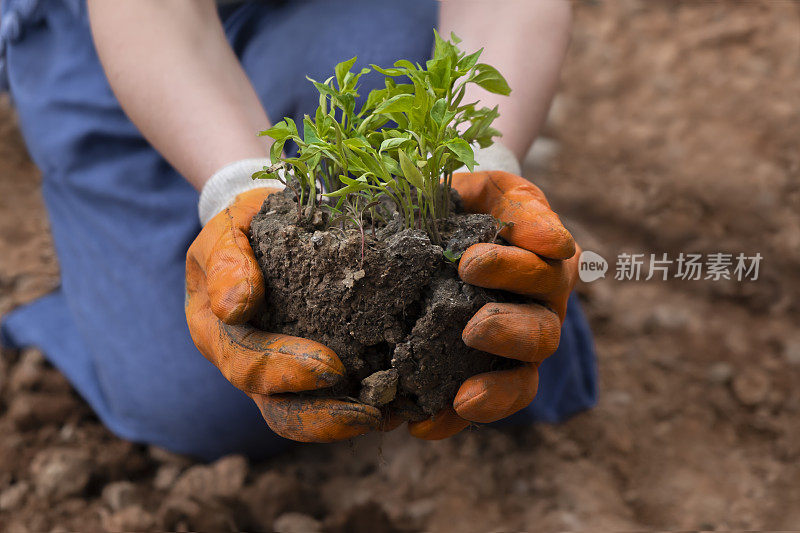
[1,1,799,531]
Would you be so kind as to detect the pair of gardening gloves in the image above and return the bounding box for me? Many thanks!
[186,165,580,442]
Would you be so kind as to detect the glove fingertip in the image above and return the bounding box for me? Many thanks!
[452,382,491,422]
[457,243,498,285]
[546,224,577,260]
[454,366,540,423]
[408,408,469,440]
[502,220,576,260]
[256,395,382,442]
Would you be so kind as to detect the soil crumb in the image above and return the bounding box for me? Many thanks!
[359,369,399,407]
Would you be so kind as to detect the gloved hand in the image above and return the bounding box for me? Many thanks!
[409,169,580,440]
[186,162,383,442]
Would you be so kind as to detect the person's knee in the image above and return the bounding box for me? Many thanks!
[106,383,287,461]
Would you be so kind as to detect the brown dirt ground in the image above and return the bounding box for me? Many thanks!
[1,1,799,531]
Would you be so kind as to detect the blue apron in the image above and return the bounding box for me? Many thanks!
[0,0,597,460]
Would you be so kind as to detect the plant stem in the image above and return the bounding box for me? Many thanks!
[444,171,453,217]
[358,220,365,267]
[426,200,442,245]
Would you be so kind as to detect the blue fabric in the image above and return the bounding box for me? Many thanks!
[0,0,597,460]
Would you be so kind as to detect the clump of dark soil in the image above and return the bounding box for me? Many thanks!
[249,189,516,420]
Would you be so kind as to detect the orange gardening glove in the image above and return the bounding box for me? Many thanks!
[409,171,580,440]
[185,188,383,442]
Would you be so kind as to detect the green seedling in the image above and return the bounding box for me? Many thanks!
[253,31,510,246]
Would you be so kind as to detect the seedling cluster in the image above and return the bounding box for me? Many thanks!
[253,32,510,245]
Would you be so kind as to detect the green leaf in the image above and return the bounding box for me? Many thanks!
[398,150,425,189]
[430,98,448,126]
[357,113,389,134]
[339,92,356,120]
[252,169,275,181]
[394,59,418,72]
[258,120,295,141]
[381,154,402,177]
[309,78,339,101]
[389,82,415,95]
[307,151,322,172]
[452,84,467,108]
[475,127,501,149]
[409,78,431,127]
[362,87,388,113]
[462,105,500,141]
[433,29,458,62]
[433,29,448,59]
[323,174,369,197]
[303,116,322,145]
[371,65,406,77]
[425,55,453,92]
[387,111,410,130]
[286,158,308,176]
[458,48,483,72]
[374,94,414,114]
[315,101,325,126]
[359,151,389,181]
[270,138,286,163]
[444,139,476,171]
[335,57,357,89]
[471,64,511,95]
[344,137,372,151]
[379,137,411,153]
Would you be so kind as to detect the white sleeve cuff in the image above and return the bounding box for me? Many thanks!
[197,158,285,225]
[467,141,522,175]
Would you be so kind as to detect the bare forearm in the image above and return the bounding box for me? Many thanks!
[88,0,271,189]
[439,0,572,161]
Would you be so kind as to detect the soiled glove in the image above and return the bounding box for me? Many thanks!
[409,170,580,439]
[186,176,383,442]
